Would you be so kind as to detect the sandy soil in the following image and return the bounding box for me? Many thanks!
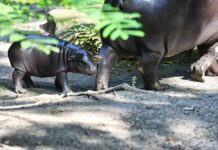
[0,41,217,150]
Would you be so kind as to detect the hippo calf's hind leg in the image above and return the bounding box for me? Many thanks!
[96,45,118,90]
[191,43,218,82]
[23,75,35,88]
[12,69,27,94]
[55,77,62,90]
[55,72,72,96]
[140,51,169,90]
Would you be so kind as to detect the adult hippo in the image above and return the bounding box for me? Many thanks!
[96,0,218,91]
[8,35,96,96]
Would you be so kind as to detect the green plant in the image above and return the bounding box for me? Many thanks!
[0,2,59,54]
[96,4,145,41]
[131,76,137,87]
[62,24,101,55]
[0,0,145,54]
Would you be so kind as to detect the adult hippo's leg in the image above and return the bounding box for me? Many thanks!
[197,45,218,76]
[55,72,72,96]
[140,51,169,90]
[55,77,61,90]
[96,45,118,90]
[207,60,218,75]
[12,69,27,94]
[191,43,218,82]
[23,75,35,88]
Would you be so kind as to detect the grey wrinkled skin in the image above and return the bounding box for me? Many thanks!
[8,35,96,96]
[96,0,218,91]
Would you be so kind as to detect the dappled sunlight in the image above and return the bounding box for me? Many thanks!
[170,119,200,137]
[0,57,10,67]
[0,109,131,140]
[0,114,33,138]
[161,91,197,98]
[168,119,218,148]
[0,144,27,150]
[0,109,133,149]
[69,111,131,140]
[161,76,218,93]
[135,99,171,106]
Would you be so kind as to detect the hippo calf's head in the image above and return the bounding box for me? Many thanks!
[67,45,96,75]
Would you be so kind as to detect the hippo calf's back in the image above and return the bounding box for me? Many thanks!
[8,42,65,77]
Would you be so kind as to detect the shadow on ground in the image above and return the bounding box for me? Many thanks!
[0,41,218,149]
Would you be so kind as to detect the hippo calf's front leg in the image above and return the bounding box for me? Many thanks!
[96,45,118,90]
[191,43,218,82]
[140,51,168,90]
[55,72,72,97]
[13,69,28,94]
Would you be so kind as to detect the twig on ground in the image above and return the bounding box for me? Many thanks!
[69,83,148,100]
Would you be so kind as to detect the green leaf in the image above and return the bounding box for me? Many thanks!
[110,29,121,41]
[31,38,58,45]
[120,32,129,40]
[37,44,51,55]
[102,24,117,38]
[49,46,60,53]
[0,28,14,36]
[124,30,145,37]
[129,13,141,19]
[95,20,111,30]
[9,34,26,42]
[21,40,32,49]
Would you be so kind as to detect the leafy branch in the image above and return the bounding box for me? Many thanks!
[0,2,59,54]
[0,0,145,54]
[96,4,145,41]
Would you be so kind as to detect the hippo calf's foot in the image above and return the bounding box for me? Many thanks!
[55,72,74,97]
[12,69,28,94]
[15,88,28,94]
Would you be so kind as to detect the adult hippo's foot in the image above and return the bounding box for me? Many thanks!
[205,60,218,76]
[95,45,118,90]
[140,51,169,91]
[13,69,28,94]
[191,43,218,82]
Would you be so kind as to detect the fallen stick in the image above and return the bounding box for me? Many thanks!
[68,83,148,100]
[0,84,147,110]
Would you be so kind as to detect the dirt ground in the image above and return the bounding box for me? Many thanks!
[0,41,218,150]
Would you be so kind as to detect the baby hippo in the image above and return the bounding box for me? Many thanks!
[8,35,96,96]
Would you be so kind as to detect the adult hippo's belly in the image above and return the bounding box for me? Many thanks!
[96,0,218,91]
